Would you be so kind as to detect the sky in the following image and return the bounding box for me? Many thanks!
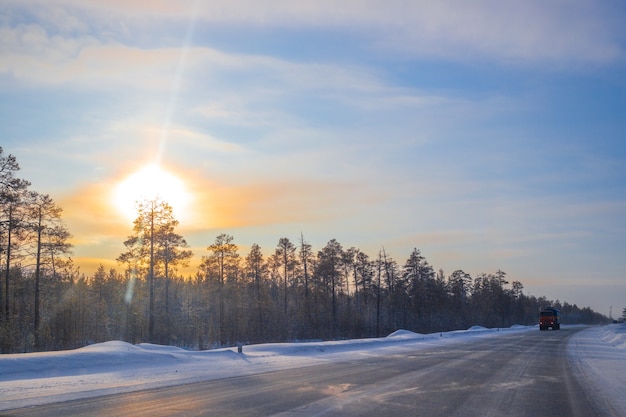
[1,325,625,414]
[1,0,625,316]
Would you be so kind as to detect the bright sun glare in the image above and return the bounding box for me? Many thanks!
[114,164,190,221]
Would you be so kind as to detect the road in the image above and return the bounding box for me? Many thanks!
[2,327,614,416]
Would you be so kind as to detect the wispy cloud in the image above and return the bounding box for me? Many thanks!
[1,43,182,89]
[8,0,622,66]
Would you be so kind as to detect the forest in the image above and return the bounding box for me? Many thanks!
[0,148,608,353]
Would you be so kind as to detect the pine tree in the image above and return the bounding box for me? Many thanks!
[274,237,296,316]
[244,243,265,341]
[25,192,72,350]
[202,234,239,345]
[117,198,186,343]
[315,239,344,338]
[0,147,30,321]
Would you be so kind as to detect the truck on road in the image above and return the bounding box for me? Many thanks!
[539,307,560,330]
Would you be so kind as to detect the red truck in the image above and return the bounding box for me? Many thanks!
[539,307,561,330]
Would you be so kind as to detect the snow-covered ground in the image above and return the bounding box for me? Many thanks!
[1,324,624,413]
[567,323,626,416]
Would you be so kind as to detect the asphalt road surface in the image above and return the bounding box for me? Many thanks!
[2,327,616,416]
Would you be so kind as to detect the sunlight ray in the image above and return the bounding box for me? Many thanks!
[156,0,200,164]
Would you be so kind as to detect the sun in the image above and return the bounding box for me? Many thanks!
[113,164,190,221]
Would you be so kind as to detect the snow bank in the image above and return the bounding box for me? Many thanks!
[467,325,489,331]
[601,323,626,349]
[568,324,626,416]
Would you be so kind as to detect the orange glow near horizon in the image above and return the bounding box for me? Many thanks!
[113,163,191,222]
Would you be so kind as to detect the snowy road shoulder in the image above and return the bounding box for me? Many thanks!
[567,323,626,416]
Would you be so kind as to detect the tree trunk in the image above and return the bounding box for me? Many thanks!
[148,203,155,343]
[34,211,42,350]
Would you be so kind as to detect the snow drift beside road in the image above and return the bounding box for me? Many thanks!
[567,323,626,416]
[1,324,625,413]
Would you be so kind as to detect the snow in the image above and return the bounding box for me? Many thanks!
[567,323,626,416]
[1,324,624,413]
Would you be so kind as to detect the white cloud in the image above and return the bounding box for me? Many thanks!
[0,38,181,89]
[378,0,623,65]
[0,23,97,65]
[4,0,624,67]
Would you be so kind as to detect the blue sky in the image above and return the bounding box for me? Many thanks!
[1,0,625,316]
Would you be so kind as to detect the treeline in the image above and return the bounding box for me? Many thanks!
[1,234,608,353]
[0,148,608,353]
